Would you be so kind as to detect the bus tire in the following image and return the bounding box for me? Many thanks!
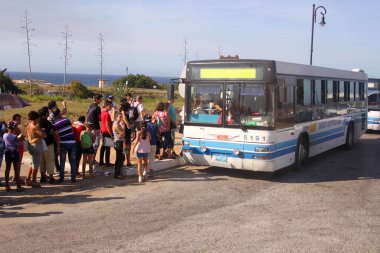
[293,135,309,171]
[343,124,354,150]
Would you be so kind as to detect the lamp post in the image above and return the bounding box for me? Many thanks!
[310,4,327,65]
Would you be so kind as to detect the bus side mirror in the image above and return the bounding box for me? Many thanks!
[278,86,287,103]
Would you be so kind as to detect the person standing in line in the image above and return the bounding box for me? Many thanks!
[132,95,145,130]
[25,111,47,188]
[38,106,59,184]
[120,99,133,166]
[125,93,135,106]
[152,102,174,159]
[112,110,125,179]
[168,98,177,149]
[99,100,114,167]
[144,114,158,178]
[87,94,103,165]
[53,108,77,183]
[107,95,116,121]
[47,100,67,173]
[12,114,25,185]
[0,121,5,186]
[80,123,95,179]
[132,121,151,183]
[72,116,86,176]
[3,121,24,192]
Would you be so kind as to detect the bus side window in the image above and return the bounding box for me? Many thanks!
[276,78,295,129]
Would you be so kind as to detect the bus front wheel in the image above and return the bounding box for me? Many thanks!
[343,124,354,150]
[293,136,309,170]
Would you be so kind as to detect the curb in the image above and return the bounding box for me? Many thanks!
[95,157,187,176]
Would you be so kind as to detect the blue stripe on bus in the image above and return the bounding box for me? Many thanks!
[183,126,345,160]
[368,121,380,124]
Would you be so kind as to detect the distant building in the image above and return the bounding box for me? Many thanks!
[98,79,108,89]
[368,78,380,92]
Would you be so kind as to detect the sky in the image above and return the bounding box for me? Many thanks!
[1,0,380,78]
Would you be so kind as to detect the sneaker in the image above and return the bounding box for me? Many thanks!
[71,179,77,183]
[105,163,114,167]
[114,175,124,179]
[31,182,41,188]
[138,176,143,183]
[126,163,133,167]
[143,170,147,180]
[49,178,58,184]
[103,171,110,176]
[92,160,98,165]
[40,177,48,183]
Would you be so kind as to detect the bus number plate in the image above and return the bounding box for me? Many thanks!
[212,154,227,163]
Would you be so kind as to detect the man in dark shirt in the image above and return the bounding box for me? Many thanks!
[38,106,59,184]
[87,94,103,164]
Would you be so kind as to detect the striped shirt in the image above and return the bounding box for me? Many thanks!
[53,118,75,144]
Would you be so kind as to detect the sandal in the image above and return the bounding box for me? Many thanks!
[25,179,32,186]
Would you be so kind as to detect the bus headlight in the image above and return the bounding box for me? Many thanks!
[233,148,240,156]
[200,146,207,152]
[183,141,190,146]
[255,147,269,152]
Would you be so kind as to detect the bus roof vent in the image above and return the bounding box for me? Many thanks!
[219,55,239,60]
[352,68,365,73]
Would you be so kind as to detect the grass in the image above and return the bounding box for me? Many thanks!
[2,87,184,130]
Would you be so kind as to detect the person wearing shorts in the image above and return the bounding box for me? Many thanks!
[132,121,151,183]
[39,106,59,184]
[25,111,47,188]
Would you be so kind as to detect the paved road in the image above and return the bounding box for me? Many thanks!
[1,133,379,252]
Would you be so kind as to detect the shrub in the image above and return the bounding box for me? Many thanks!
[69,80,94,99]
[17,82,43,95]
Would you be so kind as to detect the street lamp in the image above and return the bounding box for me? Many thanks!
[310,4,327,65]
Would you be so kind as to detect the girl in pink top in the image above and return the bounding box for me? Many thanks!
[132,121,151,183]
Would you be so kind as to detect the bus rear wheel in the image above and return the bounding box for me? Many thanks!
[293,136,309,171]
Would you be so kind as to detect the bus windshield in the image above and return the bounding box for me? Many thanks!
[186,83,274,128]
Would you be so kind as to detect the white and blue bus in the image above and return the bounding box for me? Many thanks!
[179,59,368,171]
[368,90,380,131]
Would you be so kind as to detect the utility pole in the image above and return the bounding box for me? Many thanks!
[97,33,105,90]
[181,37,190,65]
[61,24,73,93]
[21,10,35,94]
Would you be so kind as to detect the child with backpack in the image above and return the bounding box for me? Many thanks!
[80,123,95,178]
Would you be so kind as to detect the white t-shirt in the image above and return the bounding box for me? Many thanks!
[133,102,144,122]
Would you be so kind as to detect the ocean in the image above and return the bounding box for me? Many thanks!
[7,71,175,86]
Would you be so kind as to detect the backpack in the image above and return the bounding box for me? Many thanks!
[129,103,141,122]
[80,131,93,149]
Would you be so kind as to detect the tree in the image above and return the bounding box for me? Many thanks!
[0,71,23,94]
[69,80,93,99]
[112,74,158,89]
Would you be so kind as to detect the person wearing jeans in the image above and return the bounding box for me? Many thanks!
[59,142,76,182]
[113,111,125,179]
[99,100,113,167]
[52,108,77,183]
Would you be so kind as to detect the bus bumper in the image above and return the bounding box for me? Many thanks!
[182,152,277,172]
